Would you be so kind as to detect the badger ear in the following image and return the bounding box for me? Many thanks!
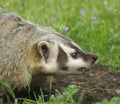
[37,41,50,62]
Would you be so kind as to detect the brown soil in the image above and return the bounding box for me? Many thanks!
[53,65,120,104]
[12,65,120,104]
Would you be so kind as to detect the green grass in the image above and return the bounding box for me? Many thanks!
[0,84,83,104]
[0,0,120,70]
[102,97,120,104]
[22,85,83,104]
[0,0,120,103]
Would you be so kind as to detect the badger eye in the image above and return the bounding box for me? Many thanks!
[71,52,80,59]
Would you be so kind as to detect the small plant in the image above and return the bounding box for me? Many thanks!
[48,85,78,104]
[102,97,120,104]
[22,84,84,104]
[0,80,15,98]
[0,80,19,104]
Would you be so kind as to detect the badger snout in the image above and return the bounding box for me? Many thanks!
[82,53,98,65]
[89,54,98,65]
[91,54,98,64]
[76,54,98,73]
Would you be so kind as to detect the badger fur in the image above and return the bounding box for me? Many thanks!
[0,11,98,90]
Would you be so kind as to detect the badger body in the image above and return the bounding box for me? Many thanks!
[0,11,97,89]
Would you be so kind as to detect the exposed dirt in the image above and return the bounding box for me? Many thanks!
[4,65,120,104]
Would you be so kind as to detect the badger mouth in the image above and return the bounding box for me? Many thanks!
[77,67,91,73]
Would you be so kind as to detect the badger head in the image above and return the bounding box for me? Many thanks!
[33,33,98,74]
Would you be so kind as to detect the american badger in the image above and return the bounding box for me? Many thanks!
[0,11,98,89]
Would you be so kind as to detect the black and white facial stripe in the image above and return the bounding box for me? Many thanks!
[37,33,98,74]
[56,42,98,73]
[57,46,68,71]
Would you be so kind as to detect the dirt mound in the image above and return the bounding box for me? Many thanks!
[49,65,120,104]
[15,65,120,104]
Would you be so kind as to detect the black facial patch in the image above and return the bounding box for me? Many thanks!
[67,42,98,64]
[57,46,68,71]
[67,42,85,59]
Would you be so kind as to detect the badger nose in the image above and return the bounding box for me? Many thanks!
[91,54,98,64]
[92,55,98,61]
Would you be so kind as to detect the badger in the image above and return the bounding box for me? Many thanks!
[0,11,98,90]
